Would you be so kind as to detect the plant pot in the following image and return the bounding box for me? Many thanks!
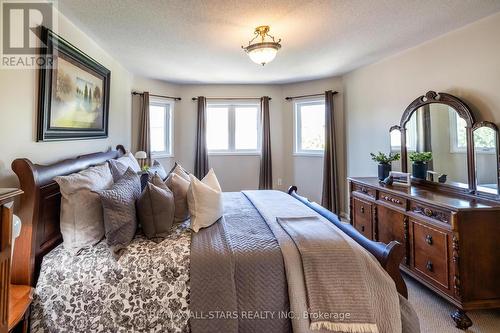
[412,162,428,179]
[378,163,391,181]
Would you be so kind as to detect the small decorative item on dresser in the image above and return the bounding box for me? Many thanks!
[389,171,411,187]
[370,152,400,180]
[408,152,432,179]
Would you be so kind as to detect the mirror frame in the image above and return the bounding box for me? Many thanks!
[472,121,500,196]
[399,91,476,192]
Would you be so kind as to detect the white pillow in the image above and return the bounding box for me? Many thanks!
[187,169,223,232]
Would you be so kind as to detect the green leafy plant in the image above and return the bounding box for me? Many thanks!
[408,152,433,163]
[370,152,400,164]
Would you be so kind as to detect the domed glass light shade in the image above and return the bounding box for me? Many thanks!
[242,26,281,66]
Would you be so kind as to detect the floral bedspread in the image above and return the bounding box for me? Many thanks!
[30,220,191,333]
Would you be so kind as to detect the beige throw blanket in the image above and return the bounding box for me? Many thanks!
[243,190,402,333]
[277,216,378,333]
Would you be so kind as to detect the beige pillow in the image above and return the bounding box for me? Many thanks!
[187,169,223,232]
[166,172,191,221]
[169,162,190,182]
[137,175,175,240]
[54,163,113,254]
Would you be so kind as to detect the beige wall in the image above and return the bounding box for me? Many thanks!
[129,78,346,213]
[344,12,500,191]
[130,82,286,192]
[0,10,132,187]
[4,9,500,218]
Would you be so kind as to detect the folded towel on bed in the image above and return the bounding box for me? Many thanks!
[277,216,378,333]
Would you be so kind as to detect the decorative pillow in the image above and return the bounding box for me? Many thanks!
[168,162,190,182]
[147,160,168,181]
[165,172,191,221]
[187,169,223,232]
[54,163,113,254]
[108,152,141,182]
[97,168,141,256]
[137,174,175,240]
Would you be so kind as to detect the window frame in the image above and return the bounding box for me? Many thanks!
[449,109,468,155]
[293,98,325,156]
[206,100,261,155]
[149,97,174,158]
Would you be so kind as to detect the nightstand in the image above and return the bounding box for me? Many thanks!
[0,189,23,333]
[8,285,33,333]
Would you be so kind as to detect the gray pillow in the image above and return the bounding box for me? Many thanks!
[137,174,175,241]
[98,168,141,256]
[54,163,113,254]
[108,152,141,182]
[147,160,168,181]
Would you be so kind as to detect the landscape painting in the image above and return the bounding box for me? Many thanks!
[50,56,104,129]
[38,27,110,141]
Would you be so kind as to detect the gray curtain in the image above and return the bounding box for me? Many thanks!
[259,96,272,189]
[321,90,340,214]
[138,91,151,167]
[194,96,209,179]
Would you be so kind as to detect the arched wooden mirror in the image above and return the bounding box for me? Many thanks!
[473,121,500,196]
[389,125,402,172]
[399,91,475,192]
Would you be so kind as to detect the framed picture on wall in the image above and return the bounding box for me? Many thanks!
[37,26,110,141]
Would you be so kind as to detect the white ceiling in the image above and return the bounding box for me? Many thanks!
[58,0,500,84]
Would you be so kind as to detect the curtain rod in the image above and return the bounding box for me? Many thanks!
[285,91,338,101]
[132,91,181,101]
[191,96,272,101]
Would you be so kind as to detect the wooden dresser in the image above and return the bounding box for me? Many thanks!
[349,177,500,329]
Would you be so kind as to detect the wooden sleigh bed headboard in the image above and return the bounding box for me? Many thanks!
[10,145,126,286]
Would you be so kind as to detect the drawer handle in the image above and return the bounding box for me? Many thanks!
[425,235,433,245]
[424,208,433,217]
[360,206,365,213]
[426,261,433,272]
[361,226,365,232]
[382,195,401,205]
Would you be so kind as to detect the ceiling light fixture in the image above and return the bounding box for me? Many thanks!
[242,25,281,66]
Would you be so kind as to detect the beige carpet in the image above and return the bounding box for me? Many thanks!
[405,275,500,333]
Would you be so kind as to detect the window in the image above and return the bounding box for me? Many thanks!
[294,98,325,155]
[206,101,260,154]
[149,98,173,157]
[450,109,468,153]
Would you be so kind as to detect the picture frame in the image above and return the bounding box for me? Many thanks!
[389,171,411,187]
[37,26,110,141]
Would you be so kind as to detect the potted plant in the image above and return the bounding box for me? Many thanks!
[370,152,400,180]
[408,152,433,179]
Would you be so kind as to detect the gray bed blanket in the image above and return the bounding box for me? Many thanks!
[244,190,402,333]
[277,216,378,332]
[191,191,418,333]
[190,192,290,333]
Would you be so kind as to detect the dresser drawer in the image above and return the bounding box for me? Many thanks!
[412,220,449,288]
[378,191,406,210]
[351,183,376,199]
[410,201,451,224]
[352,198,373,239]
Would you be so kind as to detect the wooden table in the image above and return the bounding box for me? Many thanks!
[8,285,32,333]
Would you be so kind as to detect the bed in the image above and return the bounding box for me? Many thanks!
[11,146,419,333]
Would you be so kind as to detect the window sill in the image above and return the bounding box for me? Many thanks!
[152,153,174,159]
[208,151,261,156]
[293,152,324,157]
